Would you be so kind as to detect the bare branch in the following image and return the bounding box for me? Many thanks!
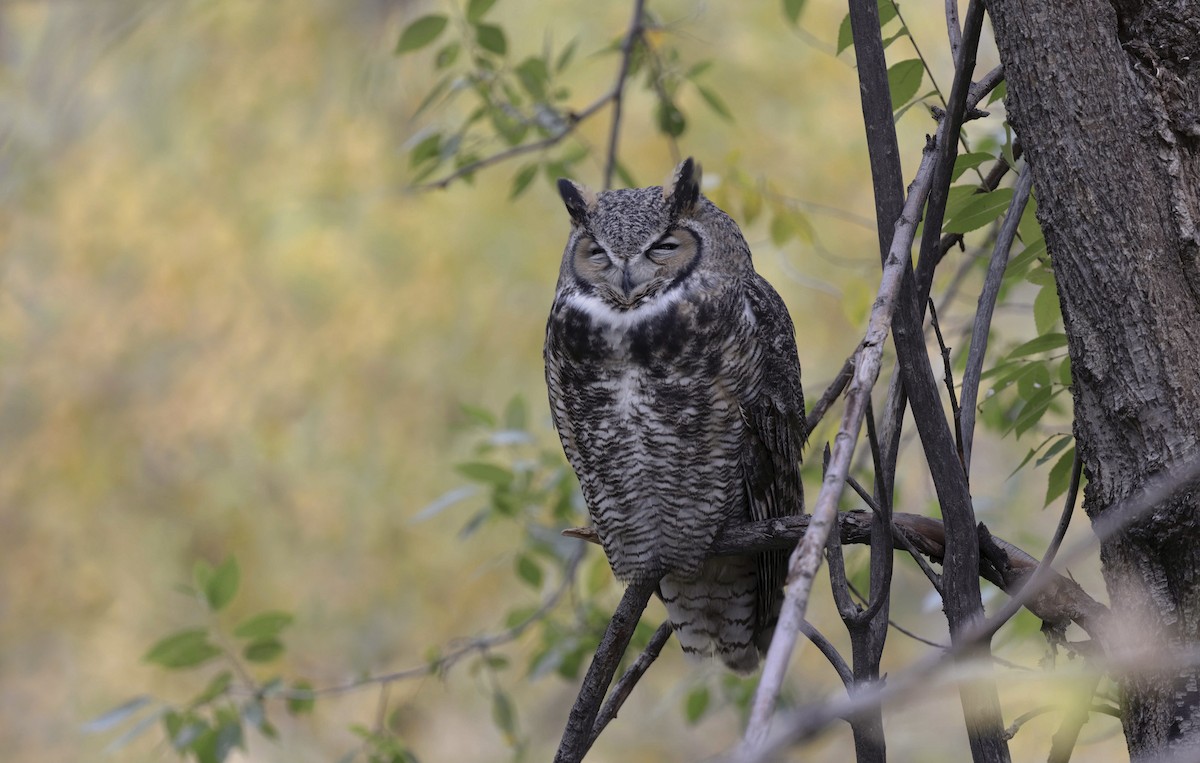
[928,298,965,469]
[565,508,1107,637]
[945,0,963,61]
[806,350,859,435]
[414,95,614,191]
[283,547,585,698]
[846,473,944,593]
[740,133,941,751]
[959,165,1034,476]
[801,620,854,689]
[555,575,661,763]
[729,455,1200,763]
[603,0,646,190]
[588,621,673,747]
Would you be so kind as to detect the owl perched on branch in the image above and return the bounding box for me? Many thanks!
[544,158,806,673]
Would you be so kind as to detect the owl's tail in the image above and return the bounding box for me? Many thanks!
[659,555,763,674]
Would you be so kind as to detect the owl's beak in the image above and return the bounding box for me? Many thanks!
[621,263,635,296]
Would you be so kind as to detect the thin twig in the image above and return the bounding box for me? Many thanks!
[959,165,1034,476]
[566,507,1107,637]
[603,0,646,190]
[555,576,661,763]
[800,620,854,689]
[729,455,1200,763]
[927,298,965,470]
[945,0,962,61]
[416,95,614,190]
[806,350,859,435]
[281,547,585,697]
[1042,450,1082,571]
[846,474,944,593]
[740,132,942,752]
[588,621,673,747]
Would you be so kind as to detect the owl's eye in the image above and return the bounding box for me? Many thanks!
[648,234,681,259]
[588,245,608,262]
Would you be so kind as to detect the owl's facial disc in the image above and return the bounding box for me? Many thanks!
[572,228,700,309]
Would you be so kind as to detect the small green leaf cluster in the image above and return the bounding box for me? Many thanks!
[85,557,314,763]
[971,194,1077,502]
[396,0,582,186]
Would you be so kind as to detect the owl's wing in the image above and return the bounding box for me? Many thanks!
[739,276,806,637]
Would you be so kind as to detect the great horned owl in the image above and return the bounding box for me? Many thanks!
[544,158,805,673]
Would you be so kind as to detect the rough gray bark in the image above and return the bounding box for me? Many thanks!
[986,0,1200,758]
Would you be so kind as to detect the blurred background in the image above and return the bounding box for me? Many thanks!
[0,0,1122,760]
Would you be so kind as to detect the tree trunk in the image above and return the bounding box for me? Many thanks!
[986,0,1200,758]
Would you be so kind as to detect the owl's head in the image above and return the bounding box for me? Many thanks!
[556,158,745,311]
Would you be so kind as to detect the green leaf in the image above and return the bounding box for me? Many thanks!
[685,686,710,724]
[193,559,213,592]
[987,80,1007,105]
[836,13,854,55]
[233,611,294,641]
[944,188,1015,234]
[770,213,795,246]
[190,671,233,707]
[1011,387,1060,438]
[459,403,496,428]
[475,23,507,56]
[655,99,686,137]
[205,557,240,611]
[1036,435,1073,467]
[396,15,448,55]
[243,638,285,663]
[783,0,807,25]
[171,717,210,751]
[214,711,244,762]
[516,554,543,588]
[952,152,995,181]
[1033,283,1061,335]
[515,57,549,100]
[492,689,518,740]
[466,0,498,22]
[504,395,527,429]
[82,695,155,733]
[696,85,733,122]
[434,42,460,70]
[1017,359,1051,399]
[287,680,316,715]
[409,133,442,168]
[556,39,578,73]
[510,163,539,199]
[455,461,513,486]
[837,0,897,54]
[1007,333,1068,359]
[886,59,924,110]
[1046,446,1077,506]
[686,60,714,79]
[144,629,223,670]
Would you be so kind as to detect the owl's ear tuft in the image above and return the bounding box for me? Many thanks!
[557,178,596,226]
[663,157,702,217]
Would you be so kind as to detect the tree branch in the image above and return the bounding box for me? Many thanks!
[728,455,1200,763]
[959,165,1034,477]
[554,575,661,763]
[587,620,673,748]
[739,130,940,751]
[602,0,646,190]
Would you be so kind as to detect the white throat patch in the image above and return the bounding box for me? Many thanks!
[564,288,686,332]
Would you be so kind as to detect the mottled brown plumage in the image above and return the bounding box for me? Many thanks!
[544,158,805,672]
